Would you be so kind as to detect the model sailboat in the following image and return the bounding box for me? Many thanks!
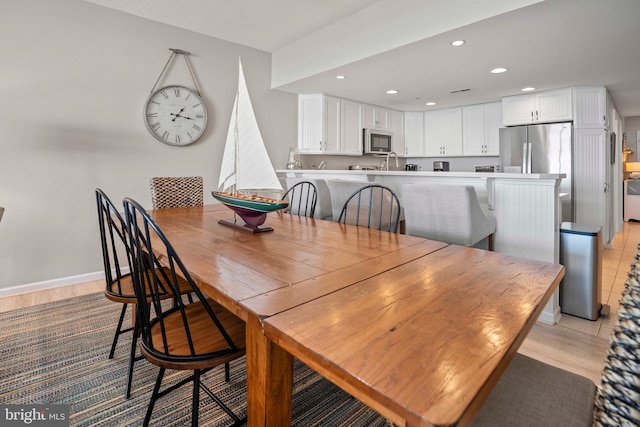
[212,58,288,232]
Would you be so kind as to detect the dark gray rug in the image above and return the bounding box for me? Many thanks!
[0,293,392,426]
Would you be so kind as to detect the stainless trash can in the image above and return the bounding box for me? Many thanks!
[559,222,602,320]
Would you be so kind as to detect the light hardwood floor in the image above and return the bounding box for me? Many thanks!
[520,220,640,384]
[2,222,638,385]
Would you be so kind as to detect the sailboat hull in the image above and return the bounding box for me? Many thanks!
[212,191,288,228]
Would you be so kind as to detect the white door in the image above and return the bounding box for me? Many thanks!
[323,96,341,154]
[573,86,607,129]
[341,99,363,155]
[442,108,462,156]
[574,128,609,245]
[462,104,485,156]
[403,112,424,157]
[389,110,405,155]
[483,102,502,156]
[297,95,323,154]
[502,94,534,126]
[535,88,572,123]
[363,105,389,129]
[424,110,444,156]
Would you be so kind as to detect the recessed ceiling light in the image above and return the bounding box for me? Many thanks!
[491,67,508,74]
[451,40,465,47]
[425,102,436,106]
[336,75,345,79]
[386,89,398,94]
[521,87,536,92]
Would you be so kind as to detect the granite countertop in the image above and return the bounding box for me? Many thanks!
[277,169,566,180]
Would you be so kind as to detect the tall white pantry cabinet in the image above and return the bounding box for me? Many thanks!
[572,86,615,247]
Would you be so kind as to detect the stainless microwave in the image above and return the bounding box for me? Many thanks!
[363,128,392,154]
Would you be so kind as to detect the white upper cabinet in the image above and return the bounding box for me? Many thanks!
[324,96,342,154]
[389,109,405,155]
[298,94,324,154]
[502,95,535,125]
[298,94,341,154]
[403,112,424,157]
[484,102,502,156]
[363,104,389,129]
[298,94,359,155]
[425,107,462,157]
[425,110,444,157]
[536,89,573,123]
[340,99,364,155]
[502,88,573,126]
[573,86,609,129]
[462,102,502,156]
[462,104,485,156]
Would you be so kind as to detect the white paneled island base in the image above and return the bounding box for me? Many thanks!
[279,170,564,324]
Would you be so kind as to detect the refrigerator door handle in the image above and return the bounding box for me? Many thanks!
[522,141,533,173]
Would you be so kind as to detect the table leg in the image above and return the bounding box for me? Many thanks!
[246,315,294,426]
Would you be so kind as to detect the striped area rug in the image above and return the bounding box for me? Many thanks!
[0,293,393,426]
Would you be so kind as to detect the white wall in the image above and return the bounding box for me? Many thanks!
[0,0,297,289]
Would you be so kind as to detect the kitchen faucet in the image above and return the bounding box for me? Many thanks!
[318,160,327,170]
[384,151,399,171]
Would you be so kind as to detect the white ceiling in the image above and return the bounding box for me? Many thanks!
[85,0,640,117]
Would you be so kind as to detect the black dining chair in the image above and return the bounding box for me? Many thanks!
[95,189,193,399]
[123,197,246,427]
[283,180,318,217]
[96,188,146,399]
[338,184,401,233]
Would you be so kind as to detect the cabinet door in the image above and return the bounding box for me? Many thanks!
[462,104,485,156]
[573,86,607,129]
[483,102,502,155]
[341,99,363,155]
[573,128,608,243]
[323,96,341,154]
[389,110,405,155]
[536,88,572,123]
[297,95,323,154]
[404,112,424,157]
[363,104,389,129]
[502,94,534,126]
[442,107,463,156]
[424,110,444,156]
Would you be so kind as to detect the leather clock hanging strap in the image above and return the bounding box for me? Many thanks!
[149,48,202,96]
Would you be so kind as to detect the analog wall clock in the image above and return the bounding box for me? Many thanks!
[144,85,207,146]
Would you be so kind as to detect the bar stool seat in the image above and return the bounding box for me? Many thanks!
[402,183,496,250]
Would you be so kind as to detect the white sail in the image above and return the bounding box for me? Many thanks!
[217,59,283,194]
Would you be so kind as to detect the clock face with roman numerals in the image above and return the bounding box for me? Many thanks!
[143,85,207,146]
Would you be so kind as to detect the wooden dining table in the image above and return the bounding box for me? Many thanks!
[149,204,564,427]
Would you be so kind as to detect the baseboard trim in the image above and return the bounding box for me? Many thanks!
[0,271,105,298]
[537,306,561,325]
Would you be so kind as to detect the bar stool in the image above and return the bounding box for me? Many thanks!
[402,183,496,250]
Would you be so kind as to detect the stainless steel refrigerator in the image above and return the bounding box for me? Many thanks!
[499,122,573,222]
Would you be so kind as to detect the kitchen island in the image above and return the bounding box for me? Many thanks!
[278,169,565,324]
